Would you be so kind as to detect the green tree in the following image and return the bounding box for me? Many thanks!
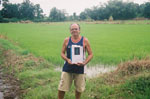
[79,12,87,20]
[49,7,66,22]
[49,7,58,21]
[0,10,3,22]
[1,3,20,18]
[105,0,138,20]
[143,2,150,18]
[34,4,43,19]
[1,0,9,6]
[79,0,148,20]
[73,12,79,20]
[19,0,35,20]
[83,8,93,19]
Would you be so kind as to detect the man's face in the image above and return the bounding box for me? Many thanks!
[70,24,80,36]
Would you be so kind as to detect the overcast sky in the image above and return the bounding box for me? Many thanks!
[1,0,150,16]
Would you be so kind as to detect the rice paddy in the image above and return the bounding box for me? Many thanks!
[0,21,150,65]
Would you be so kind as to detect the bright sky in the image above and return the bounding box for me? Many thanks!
[1,0,150,16]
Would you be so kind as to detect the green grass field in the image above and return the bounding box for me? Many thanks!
[1,21,150,99]
[1,21,150,65]
[1,38,150,99]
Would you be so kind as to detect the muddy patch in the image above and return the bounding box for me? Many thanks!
[0,67,20,99]
[55,64,117,78]
[0,92,4,99]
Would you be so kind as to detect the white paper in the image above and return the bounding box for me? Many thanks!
[71,45,84,64]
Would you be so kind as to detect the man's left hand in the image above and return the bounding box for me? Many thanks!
[76,62,85,66]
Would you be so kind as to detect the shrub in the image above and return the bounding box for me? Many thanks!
[109,16,113,21]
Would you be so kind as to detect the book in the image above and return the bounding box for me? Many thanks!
[71,45,84,64]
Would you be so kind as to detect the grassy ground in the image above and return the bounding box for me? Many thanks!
[0,38,60,98]
[0,38,150,99]
[1,20,150,99]
[0,20,150,65]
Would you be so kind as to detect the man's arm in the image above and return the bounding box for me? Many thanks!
[83,38,93,65]
[61,38,72,64]
[77,38,93,66]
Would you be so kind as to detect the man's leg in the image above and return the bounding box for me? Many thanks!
[58,72,73,99]
[58,90,65,99]
[75,90,81,99]
[74,73,86,99]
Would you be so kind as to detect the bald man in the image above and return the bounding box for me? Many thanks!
[58,23,93,99]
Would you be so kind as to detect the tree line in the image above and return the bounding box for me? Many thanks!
[0,0,44,22]
[0,0,150,22]
[79,0,150,21]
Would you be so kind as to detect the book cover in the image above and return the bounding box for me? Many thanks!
[71,45,84,64]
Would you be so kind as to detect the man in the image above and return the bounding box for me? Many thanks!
[58,23,93,99]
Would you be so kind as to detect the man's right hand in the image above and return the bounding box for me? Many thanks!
[67,59,72,65]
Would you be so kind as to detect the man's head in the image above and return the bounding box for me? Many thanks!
[70,23,80,36]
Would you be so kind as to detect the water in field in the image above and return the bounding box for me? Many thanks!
[55,64,116,78]
[85,65,116,78]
